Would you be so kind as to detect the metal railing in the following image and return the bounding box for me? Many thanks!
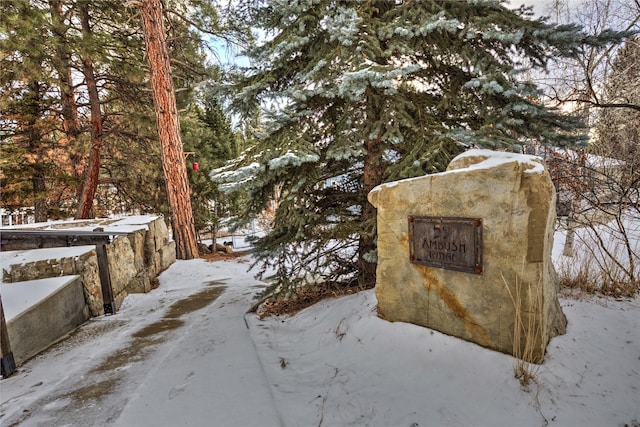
[0,228,131,378]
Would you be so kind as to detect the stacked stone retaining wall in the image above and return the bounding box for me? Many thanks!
[1,216,176,316]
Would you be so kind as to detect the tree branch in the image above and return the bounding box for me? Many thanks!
[163,7,218,36]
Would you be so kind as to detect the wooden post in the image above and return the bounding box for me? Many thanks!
[1,294,17,377]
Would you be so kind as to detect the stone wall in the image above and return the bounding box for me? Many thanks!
[368,149,567,363]
[5,276,90,366]
[2,216,176,316]
[2,248,101,315]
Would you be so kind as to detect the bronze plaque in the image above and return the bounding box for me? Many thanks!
[408,216,483,274]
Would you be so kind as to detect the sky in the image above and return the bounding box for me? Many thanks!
[509,0,549,15]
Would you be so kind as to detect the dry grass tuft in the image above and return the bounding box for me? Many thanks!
[201,251,251,262]
[557,248,639,298]
[502,272,543,388]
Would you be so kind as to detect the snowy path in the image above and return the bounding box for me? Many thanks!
[0,258,283,427]
[113,278,284,426]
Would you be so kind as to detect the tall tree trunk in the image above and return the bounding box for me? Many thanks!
[562,214,575,257]
[359,127,383,289]
[139,0,198,259]
[49,0,84,186]
[32,166,48,223]
[75,2,103,219]
[25,80,49,223]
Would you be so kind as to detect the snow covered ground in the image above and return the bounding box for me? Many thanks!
[1,232,639,426]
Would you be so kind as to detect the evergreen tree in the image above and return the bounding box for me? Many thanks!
[182,89,239,236]
[95,0,179,218]
[0,0,74,221]
[139,0,200,260]
[0,0,156,220]
[1,0,241,224]
[216,0,625,293]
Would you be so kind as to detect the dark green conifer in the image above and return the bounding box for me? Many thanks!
[216,0,628,293]
[1,0,239,221]
[182,90,239,236]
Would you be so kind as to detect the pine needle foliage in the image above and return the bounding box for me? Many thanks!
[215,0,625,295]
[0,0,74,220]
[182,90,241,235]
[1,0,243,221]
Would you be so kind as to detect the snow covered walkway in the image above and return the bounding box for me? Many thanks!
[113,266,284,426]
[0,257,283,427]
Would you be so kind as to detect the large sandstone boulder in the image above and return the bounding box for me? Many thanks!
[368,149,567,363]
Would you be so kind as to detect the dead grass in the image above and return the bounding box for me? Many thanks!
[502,272,543,388]
[201,251,251,262]
[560,274,638,298]
[255,282,364,318]
[557,249,639,298]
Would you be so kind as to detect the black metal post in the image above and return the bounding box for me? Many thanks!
[95,238,117,315]
[1,294,17,377]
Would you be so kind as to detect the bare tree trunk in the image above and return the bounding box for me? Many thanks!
[32,167,48,222]
[139,0,198,259]
[359,127,383,289]
[75,2,103,219]
[562,216,575,257]
[49,0,84,187]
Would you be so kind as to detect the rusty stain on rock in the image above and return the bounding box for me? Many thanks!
[417,265,494,348]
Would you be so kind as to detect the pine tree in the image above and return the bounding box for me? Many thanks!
[215,0,625,293]
[49,0,83,191]
[94,0,195,219]
[75,0,106,219]
[181,90,239,236]
[1,0,150,220]
[0,0,72,221]
[1,0,235,224]
[139,0,199,260]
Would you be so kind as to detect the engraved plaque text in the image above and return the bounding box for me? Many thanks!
[408,216,483,274]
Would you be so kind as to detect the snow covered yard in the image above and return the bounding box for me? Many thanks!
[249,288,639,427]
[1,239,639,426]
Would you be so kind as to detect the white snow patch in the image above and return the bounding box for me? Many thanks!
[0,246,95,272]
[371,149,545,194]
[1,276,80,321]
[451,149,545,174]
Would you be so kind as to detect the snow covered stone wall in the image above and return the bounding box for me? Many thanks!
[368,149,567,363]
[1,216,176,317]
